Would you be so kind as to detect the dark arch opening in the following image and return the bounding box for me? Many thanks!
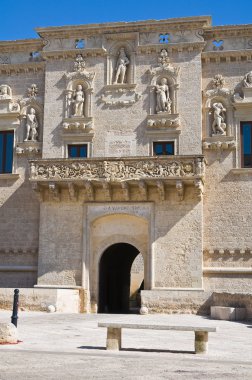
[98,243,140,313]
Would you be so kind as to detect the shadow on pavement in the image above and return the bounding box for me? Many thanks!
[77,346,194,354]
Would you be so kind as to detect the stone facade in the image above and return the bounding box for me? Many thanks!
[0,16,252,314]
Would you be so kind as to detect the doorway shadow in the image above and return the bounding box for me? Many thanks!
[98,243,139,314]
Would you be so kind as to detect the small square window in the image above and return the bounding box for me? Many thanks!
[0,130,14,173]
[68,144,88,158]
[240,122,252,168]
[153,141,174,156]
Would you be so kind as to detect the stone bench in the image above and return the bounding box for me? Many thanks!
[211,306,246,321]
[98,322,217,354]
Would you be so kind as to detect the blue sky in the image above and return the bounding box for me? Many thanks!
[1,0,252,41]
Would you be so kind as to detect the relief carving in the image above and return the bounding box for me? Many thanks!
[233,71,252,104]
[0,84,12,100]
[30,157,204,182]
[0,84,20,115]
[243,71,252,88]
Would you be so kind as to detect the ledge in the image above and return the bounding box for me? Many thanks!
[0,173,20,181]
[204,267,252,274]
[230,168,252,174]
[0,265,37,272]
[151,288,205,292]
[34,285,82,289]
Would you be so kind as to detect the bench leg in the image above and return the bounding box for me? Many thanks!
[106,327,121,350]
[194,331,208,354]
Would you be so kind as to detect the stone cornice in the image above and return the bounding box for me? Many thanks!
[137,42,206,54]
[0,61,45,75]
[0,39,43,53]
[41,48,107,60]
[202,50,252,63]
[204,24,252,38]
[36,16,212,38]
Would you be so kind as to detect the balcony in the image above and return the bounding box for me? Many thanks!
[29,155,205,202]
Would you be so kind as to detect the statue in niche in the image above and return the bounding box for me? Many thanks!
[0,85,11,100]
[243,71,252,87]
[155,78,172,113]
[211,103,226,135]
[72,84,85,117]
[114,48,130,84]
[24,108,39,141]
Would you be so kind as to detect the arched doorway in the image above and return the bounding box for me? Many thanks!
[98,243,140,313]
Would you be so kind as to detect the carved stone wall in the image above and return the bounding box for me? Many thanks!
[0,17,252,311]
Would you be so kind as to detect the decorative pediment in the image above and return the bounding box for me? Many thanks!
[148,49,180,80]
[203,75,233,106]
[64,55,95,88]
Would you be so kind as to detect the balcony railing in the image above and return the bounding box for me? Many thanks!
[29,155,205,202]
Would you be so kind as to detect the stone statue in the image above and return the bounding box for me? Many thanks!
[24,108,38,141]
[72,84,85,117]
[0,85,11,100]
[243,71,252,87]
[155,78,171,113]
[211,102,226,135]
[114,48,130,84]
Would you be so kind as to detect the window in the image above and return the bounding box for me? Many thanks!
[153,141,174,156]
[0,131,14,174]
[75,39,85,49]
[241,122,252,168]
[68,144,87,158]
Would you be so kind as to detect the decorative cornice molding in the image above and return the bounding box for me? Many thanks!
[203,24,252,39]
[41,48,107,60]
[202,50,252,63]
[36,17,211,38]
[0,61,45,75]
[137,42,206,54]
[0,39,43,53]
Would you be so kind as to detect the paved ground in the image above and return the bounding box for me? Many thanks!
[0,310,252,379]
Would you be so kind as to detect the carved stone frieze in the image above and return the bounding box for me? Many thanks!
[147,113,180,129]
[100,84,141,106]
[203,140,236,150]
[16,142,42,156]
[30,156,204,182]
[62,117,93,131]
[0,62,45,75]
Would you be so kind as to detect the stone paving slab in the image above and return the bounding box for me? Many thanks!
[0,311,252,379]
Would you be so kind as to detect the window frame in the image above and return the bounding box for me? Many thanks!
[67,143,88,158]
[153,141,175,156]
[0,130,14,174]
[240,121,252,168]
